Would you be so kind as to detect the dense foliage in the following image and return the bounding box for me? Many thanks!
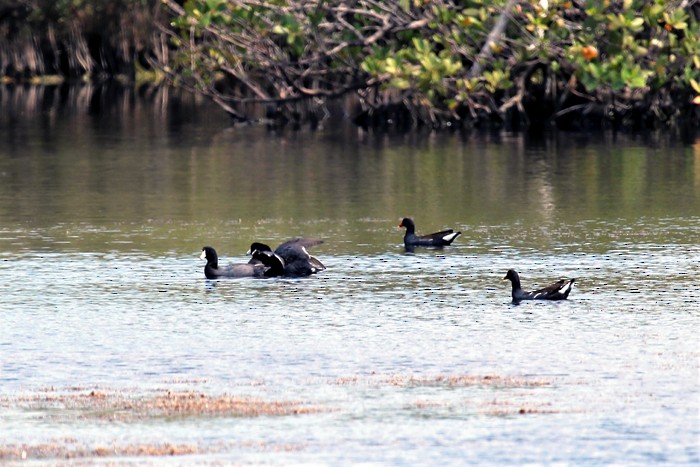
[1,0,698,130]
[157,0,700,129]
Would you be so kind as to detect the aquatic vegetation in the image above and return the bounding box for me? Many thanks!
[3,388,326,421]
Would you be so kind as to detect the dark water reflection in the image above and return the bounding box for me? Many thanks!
[0,85,698,464]
[1,87,698,255]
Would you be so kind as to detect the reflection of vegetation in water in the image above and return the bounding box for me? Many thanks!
[0,86,696,250]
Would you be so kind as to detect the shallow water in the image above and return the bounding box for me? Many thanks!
[0,88,698,464]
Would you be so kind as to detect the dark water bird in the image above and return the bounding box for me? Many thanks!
[248,248,286,276]
[247,238,326,277]
[503,269,575,302]
[246,242,274,265]
[399,217,461,250]
[200,246,270,279]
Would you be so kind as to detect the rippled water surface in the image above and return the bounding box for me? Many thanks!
[0,88,698,464]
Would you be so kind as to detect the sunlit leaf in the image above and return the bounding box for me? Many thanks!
[690,78,700,94]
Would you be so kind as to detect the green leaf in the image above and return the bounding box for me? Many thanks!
[412,38,431,55]
[629,17,645,32]
[690,78,700,94]
[391,77,412,89]
[386,57,400,75]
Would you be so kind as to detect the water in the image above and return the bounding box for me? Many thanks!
[0,86,698,464]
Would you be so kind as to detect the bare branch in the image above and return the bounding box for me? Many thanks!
[468,0,517,78]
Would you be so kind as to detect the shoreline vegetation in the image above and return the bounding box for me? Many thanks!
[1,0,699,132]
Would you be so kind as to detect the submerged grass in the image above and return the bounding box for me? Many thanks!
[0,441,203,461]
[0,440,307,461]
[332,373,552,388]
[0,373,561,461]
[3,388,326,421]
[0,387,322,460]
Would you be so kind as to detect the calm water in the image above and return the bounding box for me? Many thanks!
[0,86,698,464]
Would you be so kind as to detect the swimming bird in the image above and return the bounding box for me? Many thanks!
[200,246,270,279]
[399,217,461,250]
[503,269,575,302]
[247,238,326,277]
[246,242,274,265]
[248,248,286,276]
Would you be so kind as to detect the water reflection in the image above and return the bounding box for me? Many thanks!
[0,87,697,255]
[0,84,698,464]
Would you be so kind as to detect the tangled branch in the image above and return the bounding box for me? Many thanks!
[154,0,700,130]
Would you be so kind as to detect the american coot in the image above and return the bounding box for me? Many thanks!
[399,217,461,250]
[200,246,271,279]
[248,249,286,276]
[247,238,326,277]
[246,242,274,265]
[503,269,575,302]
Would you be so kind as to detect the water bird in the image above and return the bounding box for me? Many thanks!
[247,238,326,277]
[200,246,272,279]
[503,269,575,302]
[399,217,461,250]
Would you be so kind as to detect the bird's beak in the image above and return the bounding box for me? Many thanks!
[200,250,206,260]
[502,275,508,280]
[245,249,252,255]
